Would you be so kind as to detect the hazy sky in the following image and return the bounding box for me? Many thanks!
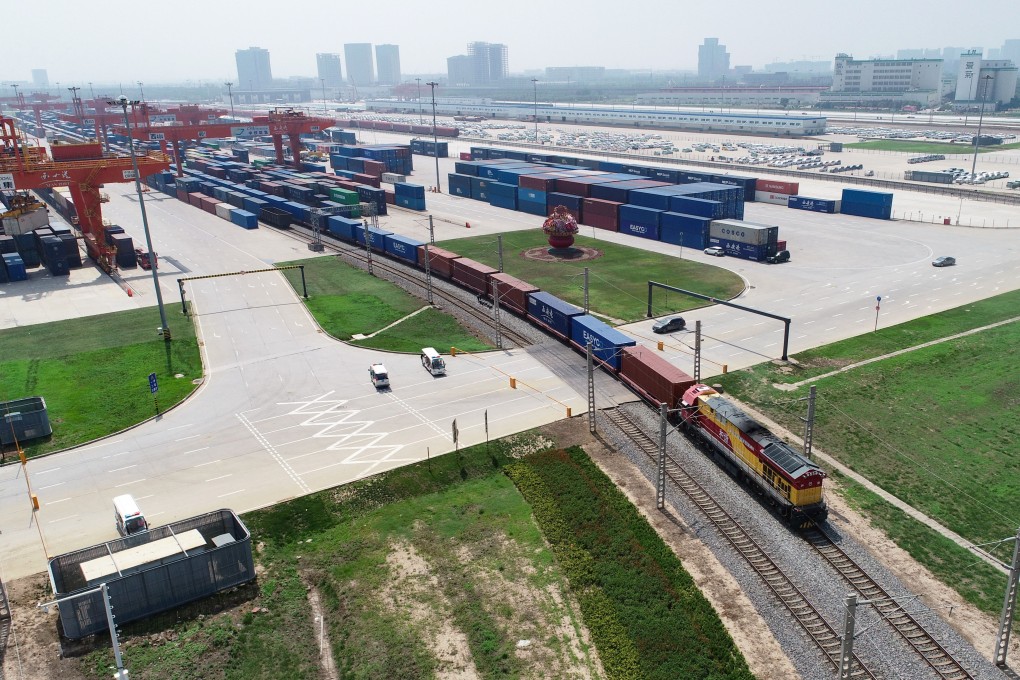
[5,0,1016,85]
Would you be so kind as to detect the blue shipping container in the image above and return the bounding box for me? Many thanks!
[841,202,892,220]
[448,173,472,197]
[707,237,770,261]
[384,233,425,263]
[230,210,259,229]
[669,196,724,219]
[352,225,392,251]
[659,212,710,248]
[842,188,893,208]
[526,291,584,340]
[517,199,548,216]
[546,192,582,213]
[788,196,840,213]
[326,215,359,241]
[569,315,636,371]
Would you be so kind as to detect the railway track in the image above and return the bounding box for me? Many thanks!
[270,220,534,350]
[602,408,878,679]
[803,526,974,680]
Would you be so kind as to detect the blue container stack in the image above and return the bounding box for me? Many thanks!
[2,253,28,282]
[618,205,662,240]
[448,173,472,197]
[659,213,712,248]
[487,182,518,211]
[517,187,548,216]
[409,139,449,158]
[841,189,892,219]
[394,183,426,211]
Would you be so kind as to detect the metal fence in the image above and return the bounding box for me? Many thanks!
[49,509,254,639]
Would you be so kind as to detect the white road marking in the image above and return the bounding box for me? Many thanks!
[102,451,130,459]
[34,468,61,475]
[48,497,71,505]
[195,459,221,468]
[175,434,200,441]
[825,327,837,331]
[182,447,209,455]
[109,465,136,473]
[135,494,154,501]
[205,474,232,483]
[166,423,193,431]
[218,489,246,498]
[115,478,147,487]
[48,515,79,524]
[39,482,64,490]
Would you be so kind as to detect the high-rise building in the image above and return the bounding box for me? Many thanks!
[698,38,730,82]
[447,55,473,85]
[468,42,508,84]
[955,51,1018,105]
[31,69,48,87]
[375,45,401,85]
[316,53,343,88]
[1001,39,1020,65]
[236,47,273,90]
[344,43,375,86]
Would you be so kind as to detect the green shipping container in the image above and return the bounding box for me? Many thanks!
[329,187,360,205]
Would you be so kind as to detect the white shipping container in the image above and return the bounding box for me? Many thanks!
[381,173,407,184]
[754,191,791,205]
[215,203,234,220]
[709,219,778,246]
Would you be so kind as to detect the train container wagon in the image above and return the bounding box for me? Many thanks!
[526,291,584,341]
[451,257,498,296]
[490,273,539,316]
[617,346,695,410]
[352,225,392,252]
[326,215,359,241]
[679,384,827,528]
[384,234,425,264]
[569,315,636,371]
[418,245,460,280]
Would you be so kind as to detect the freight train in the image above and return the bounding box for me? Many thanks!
[254,206,827,529]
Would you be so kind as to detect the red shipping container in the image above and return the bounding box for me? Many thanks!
[582,198,622,217]
[776,240,787,251]
[583,213,619,231]
[460,152,472,161]
[199,196,219,214]
[435,126,459,137]
[555,179,595,197]
[353,173,381,188]
[520,172,569,192]
[618,346,696,410]
[491,273,539,316]
[757,179,799,195]
[177,188,190,202]
[50,142,104,161]
[188,192,205,207]
[385,190,395,205]
[452,257,498,296]
[417,245,460,280]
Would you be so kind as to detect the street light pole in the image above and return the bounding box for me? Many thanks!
[320,78,327,114]
[426,81,441,193]
[225,82,235,118]
[416,77,423,124]
[970,75,994,177]
[534,77,542,142]
[88,81,95,101]
[137,81,144,102]
[756,84,764,116]
[110,95,171,341]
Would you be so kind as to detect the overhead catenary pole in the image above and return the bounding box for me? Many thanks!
[426,81,441,193]
[423,242,433,305]
[802,385,816,459]
[993,527,1020,667]
[497,234,504,272]
[587,342,596,433]
[492,279,503,349]
[531,78,539,142]
[694,320,702,383]
[583,267,589,314]
[657,403,667,509]
[112,96,171,341]
[838,593,858,680]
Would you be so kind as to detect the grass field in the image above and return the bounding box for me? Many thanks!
[717,289,1020,614]
[846,139,1020,154]
[278,256,493,352]
[0,307,202,459]
[438,230,745,323]
[80,432,751,679]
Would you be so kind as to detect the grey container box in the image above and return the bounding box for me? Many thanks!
[0,396,52,445]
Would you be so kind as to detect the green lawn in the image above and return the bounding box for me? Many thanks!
[846,139,1020,154]
[0,307,202,460]
[277,256,493,352]
[717,289,1020,614]
[439,230,744,323]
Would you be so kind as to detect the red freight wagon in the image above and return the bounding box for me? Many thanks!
[451,257,498,296]
[756,179,799,195]
[392,123,413,133]
[435,126,460,137]
[417,245,461,280]
[618,346,696,410]
[490,273,539,316]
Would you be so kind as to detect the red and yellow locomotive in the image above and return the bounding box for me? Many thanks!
[680,384,827,528]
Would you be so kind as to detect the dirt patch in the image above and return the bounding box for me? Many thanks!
[580,435,800,680]
[380,540,480,679]
[304,582,339,680]
[1,572,80,680]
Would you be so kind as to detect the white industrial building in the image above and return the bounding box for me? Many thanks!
[954,51,1018,108]
[637,86,827,109]
[820,53,943,107]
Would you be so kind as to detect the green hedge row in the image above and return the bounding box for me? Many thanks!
[507,448,754,680]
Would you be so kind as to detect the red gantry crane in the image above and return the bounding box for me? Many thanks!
[112,108,335,176]
[0,114,170,272]
[56,100,229,151]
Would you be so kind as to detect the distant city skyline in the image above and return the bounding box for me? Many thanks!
[4,0,1019,84]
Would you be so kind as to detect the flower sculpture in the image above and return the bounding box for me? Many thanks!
[542,205,579,250]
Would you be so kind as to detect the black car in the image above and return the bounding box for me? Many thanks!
[652,316,686,334]
[932,256,956,267]
[766,250,791,264]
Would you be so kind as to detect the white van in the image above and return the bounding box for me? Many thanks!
[420,347,446,376]
[113,494,149,537]
[369,363,390,388]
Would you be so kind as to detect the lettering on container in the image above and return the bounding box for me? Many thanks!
[580,328,606,351]
[628,224,648,234]
[719,227,746,238]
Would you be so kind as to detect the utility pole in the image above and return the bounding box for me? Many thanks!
[423,242,433,305]
[583,267,590,314]
[838,593,858,680]
[970,74,994,178]
[802,385,817,459]
[994,527,1020,667]
[657,403,667,509]
[224,82,235,118]
[428,214,435,244]
[587,342,596,433]
[693,320,702,383]
[415,77,423,124]
[363,217,373,275]
[492,279,503,350]
[426,81,440,193]
[531,78,539,142]
[497,234,504,272]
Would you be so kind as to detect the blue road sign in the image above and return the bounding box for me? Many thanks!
[148,373,159,394]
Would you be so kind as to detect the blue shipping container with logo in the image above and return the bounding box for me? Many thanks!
[384,233,425,264]
[619,204,662,240]
[569,315,636,371]
[526,291,584,341]
[470,176,490,201]
[788,196,840,213]
[449,174,473,197]
[352,225,392,251]
[707,237,771,261]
